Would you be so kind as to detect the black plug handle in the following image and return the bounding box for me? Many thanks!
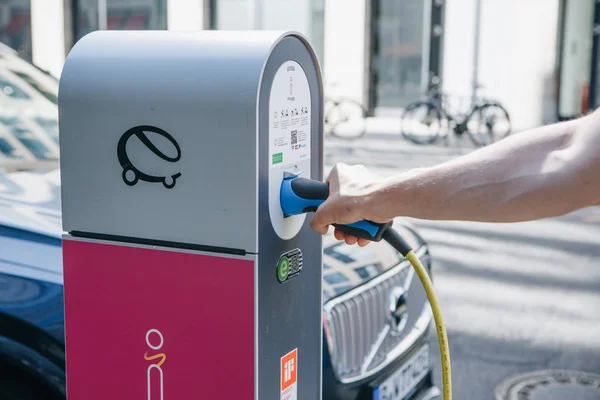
[280,177,392,242]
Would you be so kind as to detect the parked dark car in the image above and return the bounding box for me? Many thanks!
[0,46,440,400]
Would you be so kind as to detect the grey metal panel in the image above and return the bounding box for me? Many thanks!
[257,36,323,400]
[59,31,288,253]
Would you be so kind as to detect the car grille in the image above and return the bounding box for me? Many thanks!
[323,247,432,383]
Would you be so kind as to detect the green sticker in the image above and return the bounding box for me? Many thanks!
[276,249,303,283]
[277,256,290,282]
[272,152,283,164]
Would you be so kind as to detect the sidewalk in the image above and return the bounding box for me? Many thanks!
[324,116,476,175]
[353,115,479,148]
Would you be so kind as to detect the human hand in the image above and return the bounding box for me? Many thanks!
[310,163,392,246]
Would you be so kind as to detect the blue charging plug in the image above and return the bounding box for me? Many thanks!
[280,176,392,241]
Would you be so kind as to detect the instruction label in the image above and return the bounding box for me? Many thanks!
[269,61,311,169]
[281,348,298,400]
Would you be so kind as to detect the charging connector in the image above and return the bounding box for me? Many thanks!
[280,176,453,400]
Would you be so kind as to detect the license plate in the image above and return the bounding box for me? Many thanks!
[373,345,430,400]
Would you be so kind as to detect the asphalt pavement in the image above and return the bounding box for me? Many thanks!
[324,133,600,399]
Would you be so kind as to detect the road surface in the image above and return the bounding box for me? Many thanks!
[324,134,600,399]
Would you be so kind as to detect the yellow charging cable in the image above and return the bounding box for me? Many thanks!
[405,251,452,400]
[382,229,452,400]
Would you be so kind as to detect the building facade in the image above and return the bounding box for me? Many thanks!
[1,0,595,132]
[5,0,207,78]
[8,0,441,112]
[556,0,600,120]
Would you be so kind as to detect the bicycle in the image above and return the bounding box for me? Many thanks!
[401,81,511,147]
[324,85,367,139]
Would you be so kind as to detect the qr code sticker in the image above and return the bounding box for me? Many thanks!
[291,130,298,145]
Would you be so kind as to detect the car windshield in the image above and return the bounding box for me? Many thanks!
[0,44,59,172]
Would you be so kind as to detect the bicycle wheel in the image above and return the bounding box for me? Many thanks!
[401,101,442,144]
[328,99,367,139]
[467,103,511,146]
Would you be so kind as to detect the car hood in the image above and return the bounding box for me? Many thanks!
[0,169,427,302]
[0,169,62,239]
[321,220,426,302]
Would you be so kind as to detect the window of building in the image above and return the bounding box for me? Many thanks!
[0,0,32,61]
[557,0,595,119]
[368,0,443,111]
[369,0,427,109]
[74,0,167,43]
[590,3,600,111]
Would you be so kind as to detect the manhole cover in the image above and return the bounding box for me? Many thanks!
[495,370,600,400]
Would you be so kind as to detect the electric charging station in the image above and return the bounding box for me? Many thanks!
[59,31,323,400]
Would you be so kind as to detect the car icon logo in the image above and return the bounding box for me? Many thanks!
[117,125,182,189]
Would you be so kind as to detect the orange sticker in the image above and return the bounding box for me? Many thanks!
[281,348,298,400]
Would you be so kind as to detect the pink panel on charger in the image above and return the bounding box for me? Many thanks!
[63,239,254,399]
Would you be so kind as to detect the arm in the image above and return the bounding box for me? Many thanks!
[311,110,600,245]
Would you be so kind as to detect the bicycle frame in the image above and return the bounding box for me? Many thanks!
[423,83,494,137]
[402,78,511,147]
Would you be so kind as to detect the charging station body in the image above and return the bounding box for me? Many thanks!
[59,31,323,400]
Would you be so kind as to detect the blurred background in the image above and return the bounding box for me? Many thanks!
[0,0,598,165]
[9,0,600,121]
[0,1,599,399]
